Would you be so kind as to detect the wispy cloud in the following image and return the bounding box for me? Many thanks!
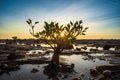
[0,0,120,39]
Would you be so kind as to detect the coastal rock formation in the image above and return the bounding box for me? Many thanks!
[72,77,82,80]
[31,68,39,73]
[90,68,99,75]
[102,70,111,77]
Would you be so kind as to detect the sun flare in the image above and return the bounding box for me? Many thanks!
[60,32,65,37]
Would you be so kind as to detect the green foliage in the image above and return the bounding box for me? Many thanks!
[26,19,88,50]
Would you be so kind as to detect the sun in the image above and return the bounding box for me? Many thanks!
[60,31,65,37]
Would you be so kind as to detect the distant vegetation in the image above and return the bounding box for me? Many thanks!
[12,36,18,40]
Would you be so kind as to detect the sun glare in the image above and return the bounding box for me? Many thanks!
[60,31,65,37]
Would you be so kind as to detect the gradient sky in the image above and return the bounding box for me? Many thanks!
[0,0,120,39]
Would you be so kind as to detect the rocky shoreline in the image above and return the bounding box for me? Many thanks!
[0,43,120,80]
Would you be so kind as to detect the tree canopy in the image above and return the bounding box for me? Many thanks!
[26,19,88,50]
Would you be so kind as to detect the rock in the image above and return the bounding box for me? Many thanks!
[102,70,111,77]
[90,48,98,52]
[88,77,95,80]
[103,45,111,50]
[58,74,61,77]
[64,74,68,78]
[81,46,87,50]
[71,63,75,68]
[96,64,120,73]
[76,48,81,51]
[60,64,75,73]
[31,68,39,73]
[52,76,59,80]
[37,44,41,47]
[37,65,40,67]
[61,75,64,79]
[7,53,17,60]
[81,73,84,76]
[4,64,8,67]
[99,76,111,80]
[93,60,95,62]
[115,73,120,79]
[99,77,106,80]
[90,68,99,75]
[0,63,20,75]
[7,53,25,60]
[82,57,89,60]
[72,77,82,80]
[45,51,50,55]
[38,52,41,54]
[88,77,90,79]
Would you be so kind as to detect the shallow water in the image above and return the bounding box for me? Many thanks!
[0,52,109,80]
[0,64,48,80]
[60,54,108,80]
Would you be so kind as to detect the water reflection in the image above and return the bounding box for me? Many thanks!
[0,53,109,80]
[0,64,20,76]
[1,44,113,80]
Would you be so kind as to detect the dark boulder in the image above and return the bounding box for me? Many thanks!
[7,53,25,60]
[31,68,39,73]
[96,64,120,73]
[90,68,99,75]
[102,70,111,77]
[72,77,82,80]
[103,45,111,51]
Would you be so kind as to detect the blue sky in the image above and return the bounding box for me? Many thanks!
[0,0,120,39]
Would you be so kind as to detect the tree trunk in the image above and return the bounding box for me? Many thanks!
[51,48,60,66]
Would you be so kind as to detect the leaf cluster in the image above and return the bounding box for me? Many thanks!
[26,19,88,49]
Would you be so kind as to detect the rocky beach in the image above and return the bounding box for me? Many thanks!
[0,39,120,80]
